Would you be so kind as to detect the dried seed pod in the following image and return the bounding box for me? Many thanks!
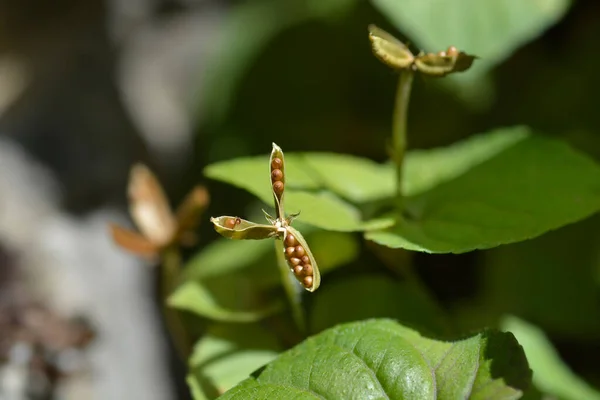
[414,48,476,77]
[211,216,280,240]
[368,24,415,70]
[270,143,286,220]
[283,226,320,292]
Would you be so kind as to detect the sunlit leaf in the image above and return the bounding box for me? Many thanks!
[168,281,282,322]
[502,316,600,400]
[220,319,531,399]
[188,323,281,398]
[367,127,600,253]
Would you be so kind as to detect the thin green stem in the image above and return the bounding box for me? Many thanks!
[392,70,415,209]
[274,240,306,334]
[160,246,192,360]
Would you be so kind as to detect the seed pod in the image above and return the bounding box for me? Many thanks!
[368,24,415,70]
[211,216,280,240]
[270,143,286,220]
[414,48,476,77]
[282,226,320,292]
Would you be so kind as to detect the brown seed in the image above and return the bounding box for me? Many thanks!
[447,46,458,56]
[271,169,283,181]
[301,255,309,264]
[285,247,295,257]
[294,245,305,257]
[289,257,301,266]
[437,50,446,57]
[273,181,284,194]
[303,275,313,288]
[293,265,304,275]
[225,218,236,229]
[302,264,313,275]
[271,158,283,170]
[284,234,297,247]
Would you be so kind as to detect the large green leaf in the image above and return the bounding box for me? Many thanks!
[301,153,394,202]
[219,319,531,399]
[502,316,600,400]
[188,323,281,399]
[309,275,450,335]
[168,281,282,322]
[367,127,600,253]
[205,128,526,208]
[371,0,570,80]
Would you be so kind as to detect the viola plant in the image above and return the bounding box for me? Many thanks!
[113,3,600,397]
[210,143,320,292]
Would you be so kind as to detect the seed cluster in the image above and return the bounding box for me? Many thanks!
[283,231,313,289]
[270,157,284,198]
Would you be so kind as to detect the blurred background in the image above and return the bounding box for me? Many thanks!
[0,0,599,398]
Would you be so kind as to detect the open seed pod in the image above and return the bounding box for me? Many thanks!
[368,24,415,70]
[211,216,281,240]
[270,143,286,220]
[281,226,321,292]
[414,46,476,77]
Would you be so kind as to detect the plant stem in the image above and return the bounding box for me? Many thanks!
[161,246,191,360]
[274,241,306,334]
[392,70,415,209]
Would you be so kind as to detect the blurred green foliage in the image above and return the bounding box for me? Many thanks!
[172,0,600,398]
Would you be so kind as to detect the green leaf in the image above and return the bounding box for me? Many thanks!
[188,323,281,398]
[371,0,570,79]
[220,319,531,399]
[183,239,273,281]
[302,153,394,203]
[205,152,391,231]
[168,281,282,322]
[403,127,527,197]
[310,275,450,335]
[502,316,600,400]
[367,126,600,253]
